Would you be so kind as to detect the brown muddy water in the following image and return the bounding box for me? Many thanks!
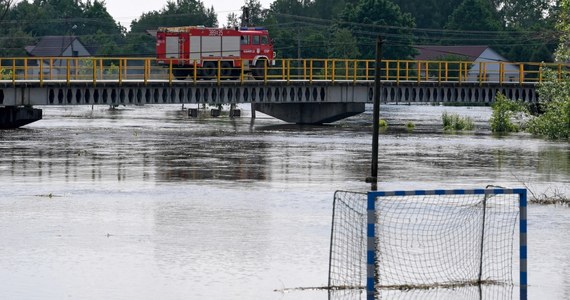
[0,104,568,299]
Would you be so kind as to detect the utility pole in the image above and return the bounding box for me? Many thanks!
[368,36,382,192]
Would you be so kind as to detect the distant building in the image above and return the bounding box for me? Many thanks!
[25,36,94,78]
[414,45,520,82]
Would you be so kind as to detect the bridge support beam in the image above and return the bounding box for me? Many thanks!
[254,103,365,124]
[0,106,42,129]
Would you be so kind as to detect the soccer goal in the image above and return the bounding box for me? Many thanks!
[328,188,527,300]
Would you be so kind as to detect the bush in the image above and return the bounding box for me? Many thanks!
[527,69,570,140]
[442,111,474,131]
[490,93,527,133]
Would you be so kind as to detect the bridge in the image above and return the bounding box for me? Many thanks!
[0,57,556,128]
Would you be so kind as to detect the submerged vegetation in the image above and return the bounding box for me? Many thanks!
[490,71,570,141]
[527,70,570,140]
[442,112,474,131]
[490,94,527,133]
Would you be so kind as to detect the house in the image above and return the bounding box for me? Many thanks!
[25,36,94,78]
[414,45,520,82]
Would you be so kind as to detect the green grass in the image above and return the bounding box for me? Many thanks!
[442,112,474,131]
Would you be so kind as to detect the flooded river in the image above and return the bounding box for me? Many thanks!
[0,104,568,299]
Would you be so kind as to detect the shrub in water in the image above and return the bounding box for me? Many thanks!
[442,112,474,131]
[528,69,570,140]
[490,93,527,133]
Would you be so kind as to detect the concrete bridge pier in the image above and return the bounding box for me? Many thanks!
[254,103,365,124]
[0,106,42,129]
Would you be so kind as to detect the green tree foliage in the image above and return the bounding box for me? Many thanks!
[125,0,217,56]
[339,0,416,59]
[130,0,217,33]
[0,0,15,20]
[241,0,264,26]
[496,0,558,63]
[226,12,240,28]
[263,0,313,58]
[446,0,502,33]
[490,93,527,133]
[522,1,570,140]
[528,69,570,139]
[493,0,555,28]
[555,0,570,62]
[328,28,361,58]
[1,0,123,56]
[391,0,463,29]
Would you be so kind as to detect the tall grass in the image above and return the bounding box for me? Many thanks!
[442,112,474,131]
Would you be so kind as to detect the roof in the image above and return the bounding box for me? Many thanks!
[414,45,489,61]
[26,36,87,57]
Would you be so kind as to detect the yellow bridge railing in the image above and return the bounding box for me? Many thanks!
[0,57,565,86]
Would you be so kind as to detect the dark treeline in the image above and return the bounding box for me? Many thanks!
[0,0,561,62]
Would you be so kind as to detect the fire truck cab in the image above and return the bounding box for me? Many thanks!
[156,26,275,80]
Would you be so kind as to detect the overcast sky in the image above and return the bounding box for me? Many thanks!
[104,0,273,29]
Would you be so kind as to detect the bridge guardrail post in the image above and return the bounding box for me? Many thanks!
[168,59,172,85]
[66,59,71,85]
[520,64,525,85]
[119,58,123,85]
[331,60,336,84]
[499,63,504,85]
[309,60,313,84]
[438,62,442,84]
[39,58,43,87]
[478,62,483,85]
[264,59,268,84]
[143,59,148,85]
[217,59,221,85]
[240,59,244,83]
[286,60,290,84]
[353,60,357,84]
[282,59,286,81]
[92,58,97,86]
[193,60,197,83]
[11,59,15,85]
[24,58,28,81]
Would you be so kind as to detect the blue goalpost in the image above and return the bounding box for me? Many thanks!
[364,188,528,300]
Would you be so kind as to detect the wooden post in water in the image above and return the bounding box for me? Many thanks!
[368,36,382,192]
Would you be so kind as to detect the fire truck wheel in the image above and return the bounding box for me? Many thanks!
[172,68,189,80]
[252,60,266,80]
[220,62,233,79]
[202,61,217,79]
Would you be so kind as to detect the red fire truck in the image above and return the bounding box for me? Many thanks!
[156,26,276,80]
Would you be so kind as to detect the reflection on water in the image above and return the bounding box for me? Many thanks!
[0,105,568,299]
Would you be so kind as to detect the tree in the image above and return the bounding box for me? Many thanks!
[446,0,502,32]
[529,70,570,139]
[0,0,15,21]
[523,0,569,139]
[226,12,239,28]
[262,0,313,58]
[126,0,218,56]
[328,28,360,58]
[391,0,463,29]
[241,0,264,26]
[339,0,416,59]
[555,0,570,61]
[492,0,555,28]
